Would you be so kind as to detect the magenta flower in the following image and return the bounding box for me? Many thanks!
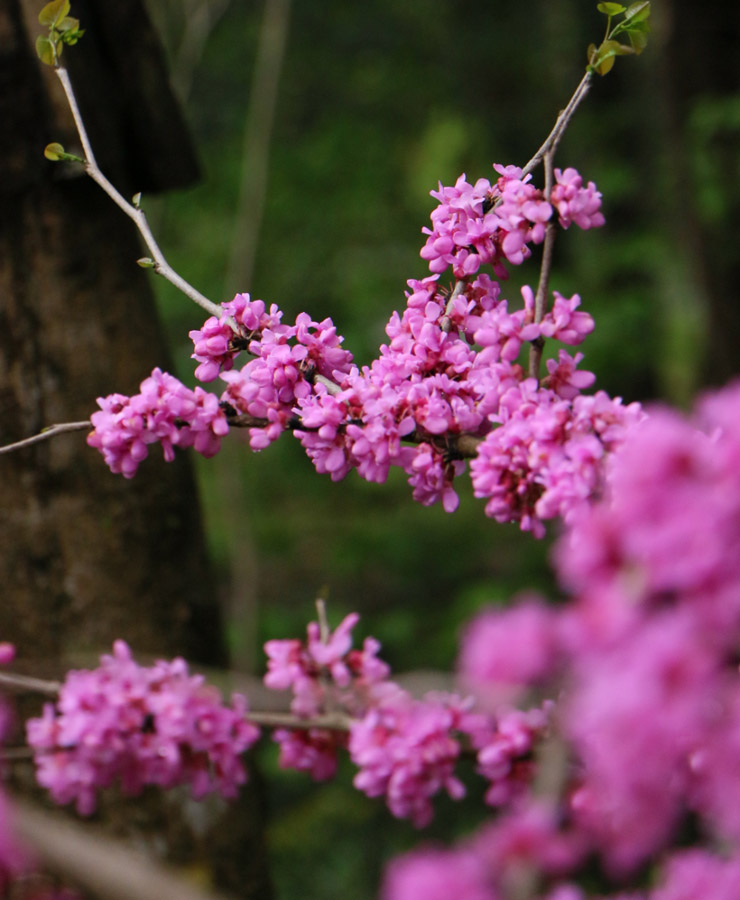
[26,641,260,815]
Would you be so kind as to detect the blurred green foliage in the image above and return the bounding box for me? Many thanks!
[139,2,735,897]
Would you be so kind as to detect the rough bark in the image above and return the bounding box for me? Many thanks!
[0,1,270,896]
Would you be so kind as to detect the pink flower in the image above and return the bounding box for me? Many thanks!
[349,692,467,827]
[458,598,559,705]
[551,168,605,230]
[381,847,497,900]
[26,641,260,815]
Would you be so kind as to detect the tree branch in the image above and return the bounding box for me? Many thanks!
[53,65,224,321]
[528,151,557,380]
[10,798,237,900]
[520,71,593,179]
[0,421,90,456]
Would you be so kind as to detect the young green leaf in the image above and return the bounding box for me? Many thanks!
[38,0,71,28]
[136,258,156,269]
[56,15,80,32]
[44,143,66,161]
[597,3,626,15]
[625,0,651,23]
[628,24,650,53]
[35,35,56,66]
[588,39,635,75]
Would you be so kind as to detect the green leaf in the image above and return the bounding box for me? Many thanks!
[61,27,84,47]
[136,257,156,269]
[588,39,635,75]
[56,15,79,32]
[132,192,142,209]
[625,0,651,23]
[628,24,649,53]
[43,143,84,163]
[35,35,55,66]
[597,3,626,15]
[39,0,71,27]
[595,54,616,75]
[44,142,66,161]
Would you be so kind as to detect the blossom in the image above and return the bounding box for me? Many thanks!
[381,847,497,900]
[550,168,604,230]
[349,692,467,827]
[87,369,228,477]
[26,641,260,815]
[458,598,559,705]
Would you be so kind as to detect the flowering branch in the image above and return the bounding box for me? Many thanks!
[17,2,643,541]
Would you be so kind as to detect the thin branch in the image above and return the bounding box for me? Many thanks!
[0,421,90,456]
[246,710,351,731]
[10,798,236,900]
[528,151,557,380]
[53,66,224,321]
[440,280,467,333]
[316,597,330,644]
[1,747,34,761]
[0,669,351,731]
[0,671,61,695]
[520,71,593,180]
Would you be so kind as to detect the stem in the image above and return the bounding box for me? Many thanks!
[520,71,592,180]
[53,66,224,321]
[247,710,351,731]
[0,670,351,730]
[440,280,467,333]
[0,671,61,696]
[316,597,330,644]
[11,798,234,900]
[313,373,343,396]
[0,421,90,456]
[528,151,557,380]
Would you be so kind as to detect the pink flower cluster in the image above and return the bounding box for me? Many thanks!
[26,641,260,815]
[551,168,605,231]
[384,380,740,898]
[87,163,629,536]
[419,164,602,279]
[470,378,642,537]
[87,368,228,478]
[263,612,549,826]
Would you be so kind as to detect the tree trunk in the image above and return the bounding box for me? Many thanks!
[0,1,271,896]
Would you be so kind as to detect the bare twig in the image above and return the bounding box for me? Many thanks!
[0,671,61,695]
[440,280,467,333]
[528,151,557,380]
[0,421,90,456]
[1,747,34,761]
[520,71,593,180]
[53,66,223,321]
[247,710,350,731]
[10,798,236,900]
